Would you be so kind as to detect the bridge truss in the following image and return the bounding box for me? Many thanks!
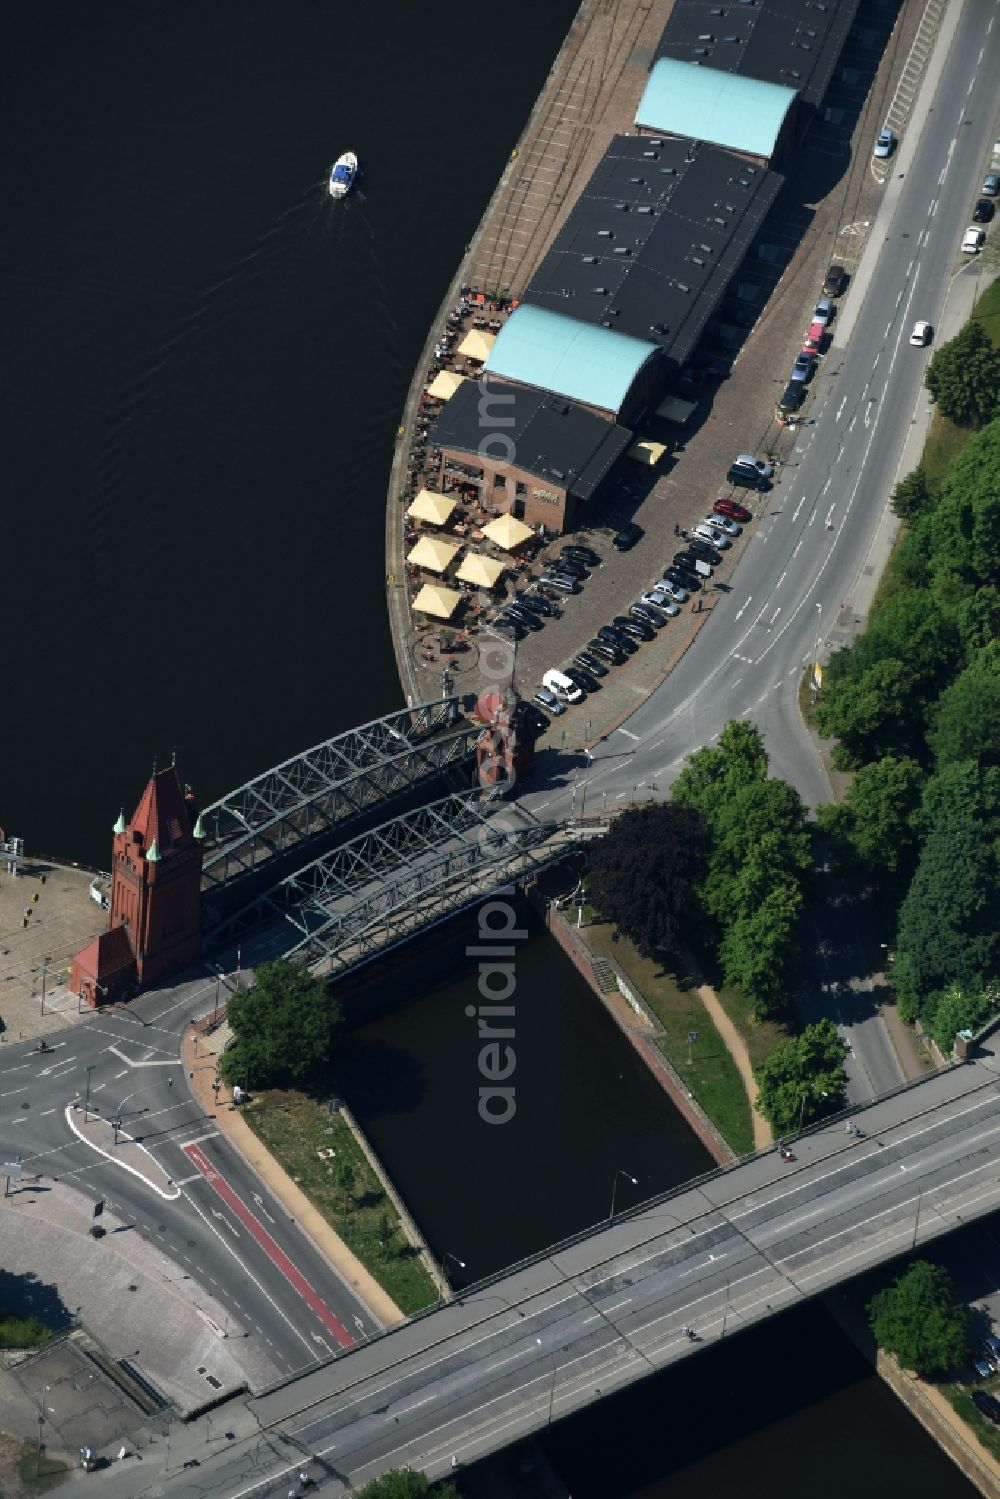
[206,794,580,978]
[198,697,479,891]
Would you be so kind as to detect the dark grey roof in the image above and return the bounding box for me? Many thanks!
[522,134,783,369]
[429,379,633,501]
[654,0,862,111]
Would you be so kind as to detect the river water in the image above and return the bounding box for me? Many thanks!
[4,8,978,1495]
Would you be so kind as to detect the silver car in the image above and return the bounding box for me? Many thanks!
[732,453,774,479]
[693,523,731,551]
[873,128,895,159]
[702,513,741,537]
[639,589,680,617]
[654,577,689,603]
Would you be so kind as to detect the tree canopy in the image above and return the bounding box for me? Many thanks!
[815,755,923,877]
[355,1472,460,1499]
[221,959,343,1088]
[925,320,1000,428]
[753,1019,847,1134]
[867,1261,968,1377]
[586,802,709,956]
[890,467,933,524]
[927,647,1000,768]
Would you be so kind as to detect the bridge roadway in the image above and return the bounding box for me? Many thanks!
[152,1049,1000,1497]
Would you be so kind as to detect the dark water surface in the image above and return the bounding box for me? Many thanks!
[3,1,577,866]
[338,901,712,1280]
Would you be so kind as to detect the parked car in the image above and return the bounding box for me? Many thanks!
[732,453,774,479]
[974,1359,995,1380]
[909,320,932,347]
[803,320,826,354]
[791,351,817,383]
[492,614,525,640]
[631,602,671,629]
[971,1390,1000,1425]
[640,590,680,617]
[611,521,643,551]
[655,576,689,603]
[542,668,584,704]
[614,612,653,640]
[693,523,731,551]
[561,544,602,567]
[776,381,807,417]
[505,603,543,631]
[727,464,768,490]
[962,225,985,254]
[538,571,580,594]
[575,650,609,678]
[533,686,565,717]
[549,558,588,580]
[704,513,741,537]
[823,263,848,296]
[597,624,637,654]
[688,537,723,565]
[714,498,752,523]
[565,665,599,694]
[812,296,833,327]
[516,591,556,617]
[587,637,626,664]
[664,564,702,592]
[982,172,1000,197]
[873,128,895,159]
[673,549,711,575]
[974,197,996,223]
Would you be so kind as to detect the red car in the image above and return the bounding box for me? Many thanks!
[714,497,752,523]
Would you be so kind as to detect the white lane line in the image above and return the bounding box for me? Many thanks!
[173,1172,207,1187]
[792,539,803,557]
[734,596,753,621]
[775,571,786,589]
[177,1129,221,1149]
[618,728,640,741]
[791,496,805,521]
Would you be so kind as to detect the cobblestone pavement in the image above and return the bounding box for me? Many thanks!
[390,0,937,737]
[0,862,104,1045]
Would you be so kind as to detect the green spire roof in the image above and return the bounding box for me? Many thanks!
[146,838,160,863]
[193,814,206,840]
[113,808,126,835]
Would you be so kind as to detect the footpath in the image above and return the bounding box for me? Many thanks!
[182,1023,403,1330]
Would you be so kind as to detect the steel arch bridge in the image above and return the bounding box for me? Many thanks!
[205,794,581,979]
[198,697,480,892]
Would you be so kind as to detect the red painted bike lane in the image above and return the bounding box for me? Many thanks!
[182,1142,354,1349]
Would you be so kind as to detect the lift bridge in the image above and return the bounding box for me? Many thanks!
[204,793,582,979]
[198,696,482,902]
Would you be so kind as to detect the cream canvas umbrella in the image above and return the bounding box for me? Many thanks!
[412,583,462,619]
[426,370,465,401]
[457,328,496,362]
[407,535,461,573]
[626,439,668,467]
[456,553,504,589]
[482,513,534,549]
[407,490,457,526]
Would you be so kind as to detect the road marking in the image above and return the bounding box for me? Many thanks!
[791,496,805,521]
[40,1108,56,1116]
[835,397,846,422]
[617,728,640,741]
[775,571,786,589]
[792,539,802,557]
[0,1087,28,1099]
[178,1129,221,1148]
[181,1142,354,1349]
[173,1172,205,1187]
[768,609,781,626]
[734,597,752,621]
[825,505,835,529]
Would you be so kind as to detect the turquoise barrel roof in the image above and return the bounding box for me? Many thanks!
[635,57,797,161]
[484,306,658,414]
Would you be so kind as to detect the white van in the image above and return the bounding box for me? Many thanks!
[542,668,584,704]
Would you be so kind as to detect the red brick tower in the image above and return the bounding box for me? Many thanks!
[71,767,205,1004]
[474,694,535,794]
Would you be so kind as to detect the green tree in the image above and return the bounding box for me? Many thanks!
[925,320,1000,427]
[815,756,923,876]
[753,1018,847,1133]
[929,419,1000,587]
[355,1471,460,1499]
[923,979,1000,1055]
[890,467,933,523]
[718,880,802,1020]
[867,1261,968,1377]
[892,810,999,1022]
[814,656,917,767]
[927,647,1000,767]
[336,1159,357,1213]
[220,959,343,1088]
[671,720,768,824]
[586,803,709,956]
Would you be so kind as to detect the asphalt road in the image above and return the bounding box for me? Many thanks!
[0,969,378,1380]
[524,0,1000,1099]
[138,1046,1000,1498]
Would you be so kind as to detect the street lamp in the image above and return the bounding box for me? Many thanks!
[35,1385,50,1475]
[609,1169,638,1224]
[111,1083,165,1144]
[83,1066,96,1124]
[442,1251,466,1278]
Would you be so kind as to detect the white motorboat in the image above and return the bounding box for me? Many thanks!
[328,151,358,200]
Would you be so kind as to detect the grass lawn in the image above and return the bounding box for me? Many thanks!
[0,1314,52,1349]
[944,1383,1000,1461]
[712,983,788,1072]
[582,919,754,1155]
[244,1091,438,1316]
[15,1449,69,1494]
